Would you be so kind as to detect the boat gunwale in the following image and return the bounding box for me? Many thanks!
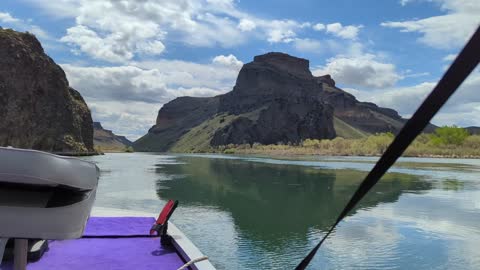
[90,207,216,270]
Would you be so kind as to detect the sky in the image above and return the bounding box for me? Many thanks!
[0,0,479,140]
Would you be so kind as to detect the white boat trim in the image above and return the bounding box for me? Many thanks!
[168,222,216,270]
[91,207,216,270]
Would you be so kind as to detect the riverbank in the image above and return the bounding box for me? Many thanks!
[209,132,480,159]
[53,151,102,156]
[220,145,480,159]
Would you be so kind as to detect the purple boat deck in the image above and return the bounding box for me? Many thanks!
[0,217,187,270]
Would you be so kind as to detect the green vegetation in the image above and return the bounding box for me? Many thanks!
[429,125,469,145]
[218,126,480,158]
[124,146,134,153]
[169,108,267,153]
[170,113,237,152]
[62,134,88,152]
[93,145,133,153]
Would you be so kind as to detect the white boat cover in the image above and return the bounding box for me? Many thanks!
[0,147,98,190]
[0,147,99,239]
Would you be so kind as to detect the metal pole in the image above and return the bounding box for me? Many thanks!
[14,239,28,270]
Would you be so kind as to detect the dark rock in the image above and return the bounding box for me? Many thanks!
[135,52,410,151]
[466,126,480,135]
[0,29,94,153]
[134,96,219,151]
[212,97,335,146]
[316,74,335,87]
[253,52,312,78]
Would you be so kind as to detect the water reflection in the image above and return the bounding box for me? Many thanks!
[81,153,480,269]
[154,156,433,268]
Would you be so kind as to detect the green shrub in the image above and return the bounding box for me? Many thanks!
[220,131,479,158]
[430,125,469,146]
[224,148,236,154]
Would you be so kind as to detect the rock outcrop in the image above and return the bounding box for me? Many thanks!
[213,52,335,145]
[0,29,94,153]
[93,122,132,151]
[135,52,408,152]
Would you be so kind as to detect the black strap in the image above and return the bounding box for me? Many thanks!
[295,25,480,270]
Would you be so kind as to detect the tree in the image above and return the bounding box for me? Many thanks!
[430,125,469,146]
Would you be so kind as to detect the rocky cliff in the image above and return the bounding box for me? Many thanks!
[93,122,132,151]
[0,29,94,153]
[134,52,407,152]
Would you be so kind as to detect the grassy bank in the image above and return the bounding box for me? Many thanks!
[94,146,134,154]
[214,127,480,158]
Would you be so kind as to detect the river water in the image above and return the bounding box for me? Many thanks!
[83,153,480,270]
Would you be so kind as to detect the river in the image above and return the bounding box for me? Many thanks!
[82,153,480,270]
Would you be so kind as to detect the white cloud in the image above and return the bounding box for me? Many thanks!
[343,70,480,127]
[382,0,480,49]
[293,38,322,53]
[403,70,430,78]
[399,0,413,6]
[443,54,457,61]
[27,0,247,62]
[261,19,301,43]
[0,11,51,41]
[62,58,240,103]
[313,54,402,88]
[313,22,362,40]
[312,23,325,31]
[347,82,433,114]
[0,12,20,23]
[22,0,364,62]
[237,19,256,31]
[62,65,169,103]
[61,57,242,138]
[212,54,243,69]
[88,100,159,140]
[326,23,362,39]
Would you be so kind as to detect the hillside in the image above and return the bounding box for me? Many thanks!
[466,126,480,135]
[134,52,409,152]
[0,29,94,154]
[93,122,132,152]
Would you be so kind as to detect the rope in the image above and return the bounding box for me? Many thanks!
[177,256,209,270]
[295,25,480,270]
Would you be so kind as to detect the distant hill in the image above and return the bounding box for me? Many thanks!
[134,52,415,152]
[93,122,132,152]
[466,126,480,135]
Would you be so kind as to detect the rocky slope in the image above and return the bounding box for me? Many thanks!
[134,52,408,152]
[466,126,480,135]
[93,122,132,151]
[0,28,94,153]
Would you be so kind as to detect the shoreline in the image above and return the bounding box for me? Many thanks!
[223,151,480,159]
[53,151,101,156]
[129,150,480,160]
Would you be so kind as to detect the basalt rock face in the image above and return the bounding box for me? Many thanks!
[134,96,220,151]
[93,122,132,151]
[135,52,407,152]
[0,29,94,153]
[322,85,405,135]
[213,52,335,146]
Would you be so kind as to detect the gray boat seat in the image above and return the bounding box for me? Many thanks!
[0,147,99,240]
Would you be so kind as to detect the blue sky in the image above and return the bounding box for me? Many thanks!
[0,0,479,140]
